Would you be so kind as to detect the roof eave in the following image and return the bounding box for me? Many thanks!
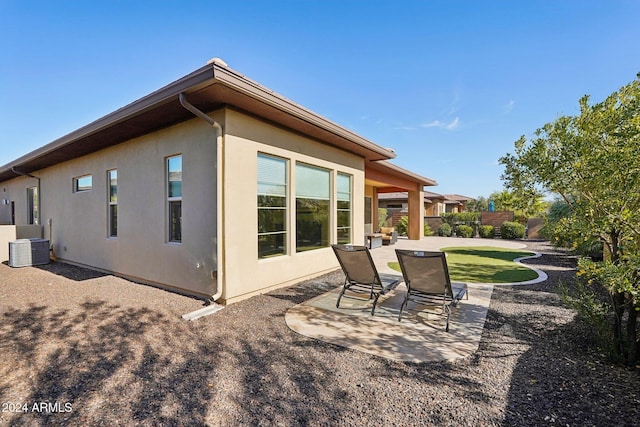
[1,61,396,182]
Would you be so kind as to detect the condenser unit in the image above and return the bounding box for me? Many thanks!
[9,239,50,268]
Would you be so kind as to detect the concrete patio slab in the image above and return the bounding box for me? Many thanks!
[285,236,546,363]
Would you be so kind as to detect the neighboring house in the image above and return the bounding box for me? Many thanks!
[0,58,435,305]
[442,194,474,213]
[379,191,474,219]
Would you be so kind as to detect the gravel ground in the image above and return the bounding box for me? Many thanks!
[1,241,638,426]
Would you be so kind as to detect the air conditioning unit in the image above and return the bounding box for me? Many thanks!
[9,238,50,268]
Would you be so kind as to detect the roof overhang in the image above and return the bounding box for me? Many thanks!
[365,160,437,193]
[1,60,397,182]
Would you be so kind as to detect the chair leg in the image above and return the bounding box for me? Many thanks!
[336,282,348,308]
[370,293,380,315]
[398,295,409,321]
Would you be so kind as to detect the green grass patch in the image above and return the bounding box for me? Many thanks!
[388,246,539,283]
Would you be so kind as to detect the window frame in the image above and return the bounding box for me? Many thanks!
[295,162,331,253]
[26,186,39,225]
[73,174,93,192]
[167,155,183,244]
[257,153,288,259]
[107,169,118,238]
[336,173,352,244]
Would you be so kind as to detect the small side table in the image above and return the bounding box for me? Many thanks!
[365,233,383,249]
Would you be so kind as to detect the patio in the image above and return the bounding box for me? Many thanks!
[286,236,543,363]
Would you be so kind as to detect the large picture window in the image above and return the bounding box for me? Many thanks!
[108,169,117,237]
[337,173,352,244]
[257,154,287,258]
[296,163,330,252]
[167,155,182,243]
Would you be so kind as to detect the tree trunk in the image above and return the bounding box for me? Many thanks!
[627,296,638,366]
[613,291,626,358]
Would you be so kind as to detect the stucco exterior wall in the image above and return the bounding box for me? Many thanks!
[1,114,220,296]
[221,109,365,303]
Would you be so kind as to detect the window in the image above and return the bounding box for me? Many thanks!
[336,173,352,244]
[108,169,117,237]
[167,155,182,243]
[27,186,38,225]
[74,175,92,192]
[296,163,330,252]
[257,154,287,258]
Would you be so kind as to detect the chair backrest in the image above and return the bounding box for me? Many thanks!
[331,244,380,285]
[395,250,453,296]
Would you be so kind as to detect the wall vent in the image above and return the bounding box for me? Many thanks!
[9,238,50,268]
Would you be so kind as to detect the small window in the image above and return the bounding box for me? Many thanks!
[167,155,182,243]
[74,175,92,192]
[27,186,39,225]
[108,169,117,237]
[336,173,352,244]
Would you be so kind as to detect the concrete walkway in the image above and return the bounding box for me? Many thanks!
[285,236,544,364]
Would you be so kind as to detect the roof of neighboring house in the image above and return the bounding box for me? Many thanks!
[0,58,398,183]
[377,191,433,203]
[379,190,473,204]
[443,194,475,202]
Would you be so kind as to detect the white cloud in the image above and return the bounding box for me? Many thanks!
[421,117,460,130]
[504,100,515,113]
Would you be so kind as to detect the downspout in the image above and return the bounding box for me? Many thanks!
[11,167,42,228]
[179,93,224,303]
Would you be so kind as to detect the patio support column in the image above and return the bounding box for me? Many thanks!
[407,189,424,240]
[372,191,379,232]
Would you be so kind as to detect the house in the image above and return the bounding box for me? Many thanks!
[378,191,474,222]
[0,58,436,304]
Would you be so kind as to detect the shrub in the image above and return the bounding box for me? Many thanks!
[378,208,389,229]
[500,221,526,239]
[396,216,408,236]
[455,224,474,238]
[478,225,495,238]
[438,223,452,237]
[424,223,434,236]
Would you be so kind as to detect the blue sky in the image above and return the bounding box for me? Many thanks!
[1,1,639,198]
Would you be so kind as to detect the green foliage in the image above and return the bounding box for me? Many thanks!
[558,279,616,360]
[378,208,389,229]
[500,73,640,364]
[478,225,495,238]
[488,189,549,218]
[466,196,488,212]
[396,216,408,236]
[441,212,480,227]
[438,223,452,237]
[455,224,474,238]
[423,222,434,236]
[500,221,525,239]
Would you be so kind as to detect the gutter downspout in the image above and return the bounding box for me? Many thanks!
[179,93,224,303]
[11,167,42,228]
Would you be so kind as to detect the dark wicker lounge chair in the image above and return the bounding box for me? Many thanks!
[395,249,468,331]
[331,244,400,315]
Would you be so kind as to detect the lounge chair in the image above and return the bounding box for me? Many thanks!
[394,249,468,331]
[331,244,400,315]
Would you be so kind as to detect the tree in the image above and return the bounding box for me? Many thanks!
[488,189,548,218]
[467,196,488,212]
[500,74,640,365]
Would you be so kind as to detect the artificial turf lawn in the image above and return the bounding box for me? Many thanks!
[388,246,539,284]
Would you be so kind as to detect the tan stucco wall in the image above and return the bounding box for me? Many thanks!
[0,225,17,262]
[2,107,367,303]
[221,109,365,304]
[1,114,220,296]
